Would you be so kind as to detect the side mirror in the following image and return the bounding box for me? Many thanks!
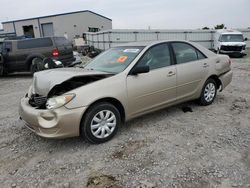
[244,37,248,41]
[130,65,150,75]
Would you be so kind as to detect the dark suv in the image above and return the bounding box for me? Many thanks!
[0,37,75,75]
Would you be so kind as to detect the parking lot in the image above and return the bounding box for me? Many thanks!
[0,56,250,188]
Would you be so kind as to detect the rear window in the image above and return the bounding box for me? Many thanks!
[54,37,71,46]
[17,38,53,49]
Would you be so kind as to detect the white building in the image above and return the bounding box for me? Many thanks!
[0,10,112,40]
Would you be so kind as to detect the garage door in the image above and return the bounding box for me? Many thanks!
[42,23,54,37]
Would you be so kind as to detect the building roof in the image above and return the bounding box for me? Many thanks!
[2,10,112,24]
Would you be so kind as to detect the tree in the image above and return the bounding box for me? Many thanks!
[202,27,210,30]
[214,24,225,30]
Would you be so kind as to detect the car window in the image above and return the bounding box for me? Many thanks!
[84,46,144,74]
[172,42,205,64]
[137,43,171,70]
[54,37,71,46]
[197,50,206,60]
[17,38,53,49]
[4,42,12,52]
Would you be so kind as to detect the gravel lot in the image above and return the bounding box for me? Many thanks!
[0,55,250,188]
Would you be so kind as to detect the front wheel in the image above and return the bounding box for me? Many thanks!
[81,102,121,144]
[199,79,217,106]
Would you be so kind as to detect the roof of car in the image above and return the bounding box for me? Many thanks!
[116,40,188,47]
[216,29,242,35]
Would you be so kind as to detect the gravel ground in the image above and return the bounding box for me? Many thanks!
[0,56,250,188]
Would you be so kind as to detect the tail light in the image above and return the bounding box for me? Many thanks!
[52,48,59,57]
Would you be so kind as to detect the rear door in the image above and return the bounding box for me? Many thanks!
[54,37,73,61]
[170,42,209,100]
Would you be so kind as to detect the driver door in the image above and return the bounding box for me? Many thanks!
[126,43,177,118]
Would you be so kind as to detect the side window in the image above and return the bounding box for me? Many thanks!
[137,43,171,70]
[17,38,53,49]
[172,42,206,64]
[4,42,12,52]
[197,50,206,60]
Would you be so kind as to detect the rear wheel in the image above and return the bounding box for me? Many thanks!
[0,65,7,76]
[199,79,217,106]
[81,102,121,144]
[30,57,44,74]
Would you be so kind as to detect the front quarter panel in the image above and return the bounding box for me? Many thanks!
[64,72,128,111]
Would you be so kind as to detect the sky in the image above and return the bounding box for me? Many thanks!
[0,0,249,30]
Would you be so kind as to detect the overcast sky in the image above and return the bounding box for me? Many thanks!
[0,0,249,30]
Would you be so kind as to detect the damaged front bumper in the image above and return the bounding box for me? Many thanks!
[19,97,87,139]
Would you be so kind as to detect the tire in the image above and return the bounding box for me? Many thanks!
[0,65,7,76]
[0,65,3,76]
[199,79,217,106]
[81,102,121,144]
[30,57,44,74]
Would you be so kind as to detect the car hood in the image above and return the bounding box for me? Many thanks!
[220,42,246,46]
[32,68,112,96]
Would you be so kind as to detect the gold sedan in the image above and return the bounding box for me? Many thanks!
[19,40,233,143]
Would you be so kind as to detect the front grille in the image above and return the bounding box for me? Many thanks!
[29,94,47,108]
[221,45,243,52]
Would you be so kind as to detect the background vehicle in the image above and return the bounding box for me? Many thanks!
[19,40,232,144]
[0,36,75,75]
[0,52,3,75]
[213,29,247,57]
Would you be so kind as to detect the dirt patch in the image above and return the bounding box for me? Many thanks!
[111,140,146,159]
[230,97,249,113]
[241,150,250,168]
[87,175,121,188]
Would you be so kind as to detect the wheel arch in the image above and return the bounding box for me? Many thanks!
[80,97,126,135]
[25,54,45,70]
[206,75,222,90]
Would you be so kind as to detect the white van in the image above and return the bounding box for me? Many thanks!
[213,29,247,56]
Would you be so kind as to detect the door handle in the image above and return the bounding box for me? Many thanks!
[167,71,176,77]
[203,63,209,68]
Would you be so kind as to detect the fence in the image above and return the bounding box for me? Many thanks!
[85,29,250,50]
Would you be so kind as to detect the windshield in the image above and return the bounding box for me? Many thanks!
[220,34,244,42]
[84,46,144,73]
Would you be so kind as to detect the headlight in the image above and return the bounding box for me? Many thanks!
[46,94,75,109]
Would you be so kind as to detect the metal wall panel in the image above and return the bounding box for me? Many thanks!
[110,32,136,42]
[158,32,186,40]
[85,29,250,50]
[137,32,158,41]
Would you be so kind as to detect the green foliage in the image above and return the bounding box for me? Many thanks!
[214,24,225,30]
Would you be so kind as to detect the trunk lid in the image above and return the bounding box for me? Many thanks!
[53,37,74,60]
